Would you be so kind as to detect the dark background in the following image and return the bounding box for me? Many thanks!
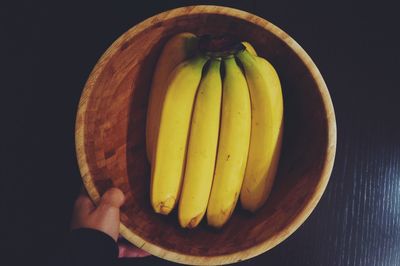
[2,0,400,265]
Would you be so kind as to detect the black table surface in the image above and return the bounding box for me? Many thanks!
[2,1,400,265]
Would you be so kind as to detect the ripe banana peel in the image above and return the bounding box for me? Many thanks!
[237,50,284,212]
[206,56,251,228]
[146,33,198,162]
[147,33,283,226]
[150,55,208,215]
[178,59,222,228]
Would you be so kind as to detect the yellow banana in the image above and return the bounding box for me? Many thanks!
[146,33,198,162]
[242,41,257,56]
[236,50,284,212]
[151,55,208,215]
[207,56,251,228]
[178,59,222,228]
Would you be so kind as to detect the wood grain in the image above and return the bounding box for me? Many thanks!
[75,5,336,265]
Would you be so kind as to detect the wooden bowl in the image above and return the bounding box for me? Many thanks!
[75,5,336,265]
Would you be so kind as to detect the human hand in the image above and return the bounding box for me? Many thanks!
[71,187,124,241]
[71,187,150,258]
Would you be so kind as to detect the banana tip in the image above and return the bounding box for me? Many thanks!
[153,197,176,215]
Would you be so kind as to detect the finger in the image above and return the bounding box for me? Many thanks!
[98,187,125,209]
[89,188,125,241]
[118,237,151,258]
[71,191,95,230]
[118,241,151,258]
[74,192,95,215]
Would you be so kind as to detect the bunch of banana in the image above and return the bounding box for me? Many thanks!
[146,33,283,228]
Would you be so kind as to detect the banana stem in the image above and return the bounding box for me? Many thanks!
[198,35,245,58]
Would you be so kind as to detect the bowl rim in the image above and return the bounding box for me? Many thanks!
[75,5,337,265]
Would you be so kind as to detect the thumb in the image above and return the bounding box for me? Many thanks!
[98,187,125,209]
[91,188,125,241]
